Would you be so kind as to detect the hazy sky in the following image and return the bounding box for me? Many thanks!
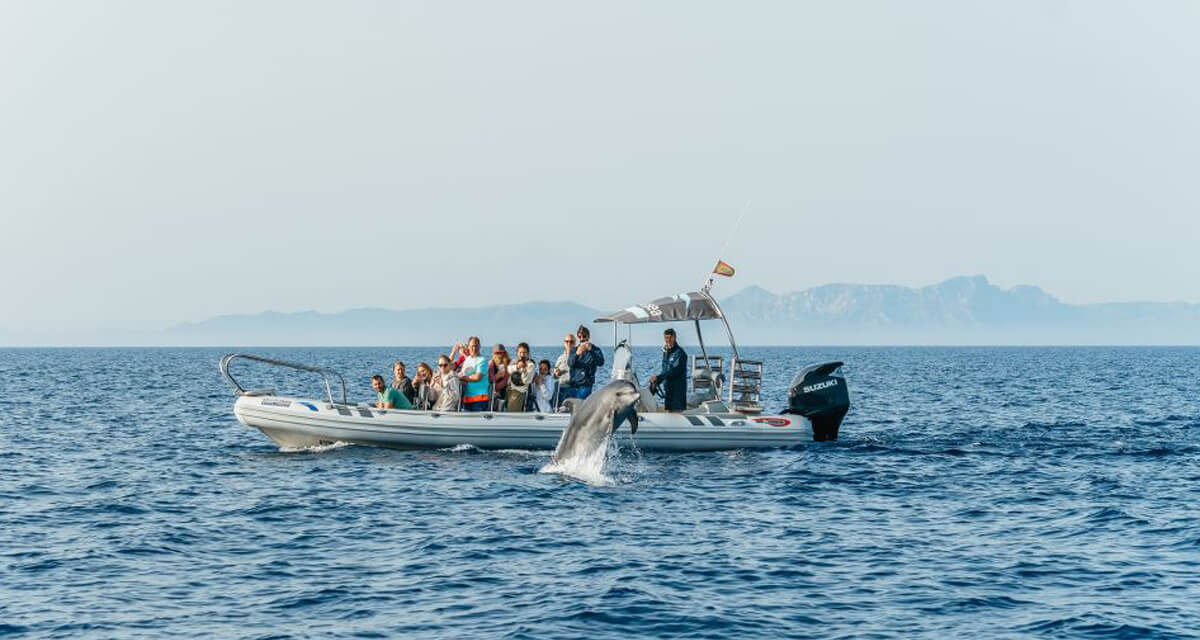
[2,1,1198,332]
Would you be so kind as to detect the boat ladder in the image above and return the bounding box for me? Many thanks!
[730,358,764,414]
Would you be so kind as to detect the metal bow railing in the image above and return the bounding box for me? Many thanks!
[219,353,348,405]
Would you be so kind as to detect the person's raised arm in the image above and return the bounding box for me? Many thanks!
[578,343,602,369]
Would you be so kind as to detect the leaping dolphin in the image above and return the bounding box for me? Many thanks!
[549,380,641,466]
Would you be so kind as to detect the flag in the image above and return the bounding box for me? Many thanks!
[712,260,735,277]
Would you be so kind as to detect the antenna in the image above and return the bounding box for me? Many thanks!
[703,198,753,293]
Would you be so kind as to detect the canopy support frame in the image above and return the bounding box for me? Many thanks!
[695,289,741,404]
[596,288,745,405]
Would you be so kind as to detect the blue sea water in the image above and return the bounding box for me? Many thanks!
[1,346,1199,639]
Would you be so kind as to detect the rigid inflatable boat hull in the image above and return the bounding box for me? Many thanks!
[234,395,818,452]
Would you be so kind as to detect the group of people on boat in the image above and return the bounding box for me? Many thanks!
[372,325,614,413]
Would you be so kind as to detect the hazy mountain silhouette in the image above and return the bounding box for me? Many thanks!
[718,275,1200,344]
[161,275,1198,346]
[165,301,601,347]
[4,276,1197,345]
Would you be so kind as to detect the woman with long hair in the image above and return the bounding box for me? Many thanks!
[412,361,437,410]
[488,344,510,412]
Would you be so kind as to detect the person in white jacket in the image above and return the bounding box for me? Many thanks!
[552,333,574,390]
[532,359,559,413]
[431,355,461,412]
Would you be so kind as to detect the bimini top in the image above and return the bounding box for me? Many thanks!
[595,291,724,324]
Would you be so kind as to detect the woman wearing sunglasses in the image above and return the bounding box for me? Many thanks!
[432,356,461,412]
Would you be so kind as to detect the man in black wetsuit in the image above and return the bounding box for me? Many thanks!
[649,328,688,413]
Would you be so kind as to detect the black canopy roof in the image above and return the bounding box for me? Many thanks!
[594,292,723,324]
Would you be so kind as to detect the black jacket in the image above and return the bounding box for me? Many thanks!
[657,344,688,410]
[567,343,605,388]
[393,377,416,404]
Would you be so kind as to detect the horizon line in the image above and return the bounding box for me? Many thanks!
[4,343,1200,349]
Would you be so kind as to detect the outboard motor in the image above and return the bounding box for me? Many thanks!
[784,361,850,442]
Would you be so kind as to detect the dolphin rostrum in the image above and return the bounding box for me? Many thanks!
[549,380,641,465]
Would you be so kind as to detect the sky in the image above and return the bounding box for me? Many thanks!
[2,1,1198,332]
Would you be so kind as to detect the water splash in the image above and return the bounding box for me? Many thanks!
[493,448,553,458]
[539,436,617,486]
[277,441,352,454]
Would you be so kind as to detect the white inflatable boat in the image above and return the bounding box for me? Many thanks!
[222,288,851,452]
[230,392,819,452]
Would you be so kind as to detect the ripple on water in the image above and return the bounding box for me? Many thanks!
[1,346,1199,638]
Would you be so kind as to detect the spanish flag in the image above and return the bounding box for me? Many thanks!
[712,260,736,277]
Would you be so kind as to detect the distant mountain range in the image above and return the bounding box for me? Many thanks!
[717,275,1200,344]
[4,276,1198,346]
[167,301,600,347]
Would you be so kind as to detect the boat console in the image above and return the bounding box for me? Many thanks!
[596,288,851,440]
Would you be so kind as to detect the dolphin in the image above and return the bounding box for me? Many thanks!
[549,380,641,465]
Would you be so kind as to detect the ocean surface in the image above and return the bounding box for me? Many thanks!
[2,346,1199,638]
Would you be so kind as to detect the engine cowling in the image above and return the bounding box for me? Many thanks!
[784,361,849,442]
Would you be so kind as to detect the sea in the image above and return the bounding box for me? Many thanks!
[1,346,1198,639]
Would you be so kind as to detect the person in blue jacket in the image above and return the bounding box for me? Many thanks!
[566,324,605,400]
[649,328,688,412]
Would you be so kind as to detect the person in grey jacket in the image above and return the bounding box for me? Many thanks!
[552,333,574,389]
[649,328,688,412]
[566,325,605,400]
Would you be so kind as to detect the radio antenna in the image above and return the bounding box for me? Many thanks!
[703,198,753,292]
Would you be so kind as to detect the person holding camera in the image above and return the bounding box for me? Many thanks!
[506,342,536,412]
[565,324,605,400]
[532,359,558,412]
[552,333,574,393]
